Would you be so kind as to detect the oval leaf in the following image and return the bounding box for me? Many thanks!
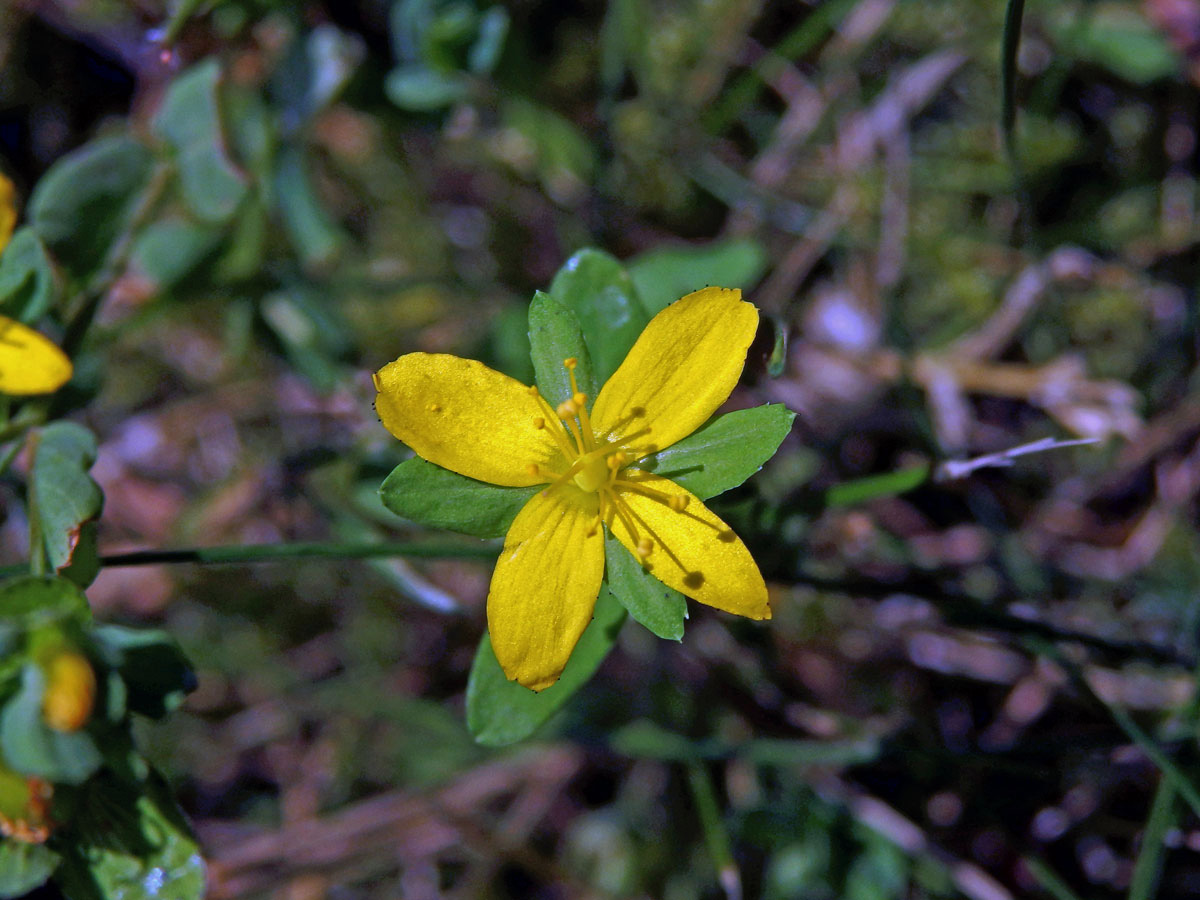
[31,423,103,573]
[639,404,794,499]
[381,456,536,539]
[528,290,595,406]
[549,249,649,385]
[604,534,686,641]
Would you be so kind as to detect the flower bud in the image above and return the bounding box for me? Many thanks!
[41,651,95,733]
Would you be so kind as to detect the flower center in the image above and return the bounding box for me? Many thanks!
[526,358,695,564]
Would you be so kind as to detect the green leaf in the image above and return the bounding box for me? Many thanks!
[0,841,59,898]
[528,290,596,406]
[31,423,104,574]
[55,773,206,900]
[385,67,469,111]
[639,404,794,500]
[0,576,91,631]
[28,135,155,279]
[549,249,649,384]
[0,229,58,323]
[274,148,344,270]
[467,7,509,74]
[1053,8,1179,85]
[0,665,102,785]
[128,220,222,293]
[825,465,930,508]
[152,60,249,223]
[628,238,768,315]
[92,626,196,720]
[466,587,626,746]
[381,456,536,539]
[604,534,686,640]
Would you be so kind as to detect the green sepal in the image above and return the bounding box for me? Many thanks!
[0,665,102,785]
[604,534,686,641]
[549,249,649,385]
[0,577,91,632]
[528,290,596,406]
[466,587,626,746]
[380,457,536,539]
[639,404,795,500]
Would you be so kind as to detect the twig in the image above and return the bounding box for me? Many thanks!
[934,437,1100,482]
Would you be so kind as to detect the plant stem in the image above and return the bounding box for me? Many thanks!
[97,540,499,567]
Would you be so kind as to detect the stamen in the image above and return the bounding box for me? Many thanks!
[426,402,441,413]
[635,538,653,559]
[540,458,587,496]
[564,357,577,369]
[556,399,578,419]
[527,386,578,461]
[527,463,540,476]
[572,392,587,408]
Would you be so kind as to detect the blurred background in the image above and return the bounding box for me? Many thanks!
[3,0,1200,897]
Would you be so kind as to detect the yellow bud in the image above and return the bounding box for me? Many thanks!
[41,651,95,733]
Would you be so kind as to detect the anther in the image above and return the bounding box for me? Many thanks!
[564,357,578,369]
[527,386,539,397]
[668,495,688,512]
[572,392,587,407]
[533,416,545,429]
[426,402,441,413]
[635,538,653,559]
[527,463,540,476]
[556,400,578,419]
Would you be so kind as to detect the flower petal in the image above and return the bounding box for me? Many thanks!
[608,471,770,620]
[374,352,562,487]
[488,487,606,691]
[0,317,72,396]
[590,287,758,455]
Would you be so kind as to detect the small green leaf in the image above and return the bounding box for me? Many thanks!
[92,626,196,720]
[0,665,102,785]
[604,535,685,640]
[629,238,768,315]
[274,148,344,270]
[0,229,57,323]
[385,67,469,111]
[466,587,626,746]
[0,841,59,898]
[825,465,930,508]
[528,290,596,406]
[55,773,206,900]
[28,135,155,279]
[381,457,536,539]
[128,220,222,293]
[153,60,249,223]
[549,249,649,384]
[0,576,90,630]
[468,7,509,74]
[640,404,794,500]
[31,423,104,574]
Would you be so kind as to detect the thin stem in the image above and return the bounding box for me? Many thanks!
[0,539,499,580]
[98,540,499,566]
[685,762,741,900]
[1128,776,1177,900]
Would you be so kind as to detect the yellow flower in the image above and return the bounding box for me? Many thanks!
[374,287,770,690]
